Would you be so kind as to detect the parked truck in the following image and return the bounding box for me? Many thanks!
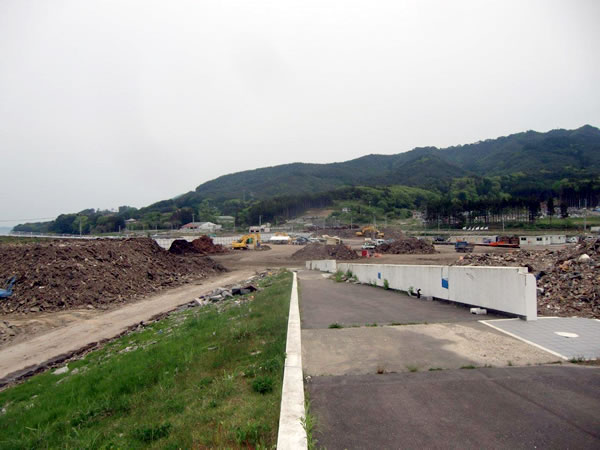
[454,241,474,253]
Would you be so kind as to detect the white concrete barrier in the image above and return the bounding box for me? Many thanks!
[305,259,337,273]
[277,272,307,449]
[309,261,537,321]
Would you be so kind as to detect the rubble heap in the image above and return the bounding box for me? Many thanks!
[291,243,360,260]
[376,238,437,255]
[455,239,600,319]
[0,238,225,314]
[168,235,227,255]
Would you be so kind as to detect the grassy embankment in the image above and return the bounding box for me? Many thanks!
[0,271,293,449]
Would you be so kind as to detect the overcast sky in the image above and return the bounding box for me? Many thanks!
[1,0,599,226]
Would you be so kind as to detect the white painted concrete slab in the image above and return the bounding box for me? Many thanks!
[481,317,600,360]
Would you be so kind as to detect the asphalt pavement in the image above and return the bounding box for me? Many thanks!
[298,269,600,449]
[306,366,600,449]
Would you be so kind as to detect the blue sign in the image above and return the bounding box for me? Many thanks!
[378,272,381,279]
[441,278,449,289]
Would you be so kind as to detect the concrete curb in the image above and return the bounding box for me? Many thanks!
[277,271,308,449]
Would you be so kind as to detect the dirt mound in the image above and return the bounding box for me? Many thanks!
[291,243,359,260]
[191,235,228,254]
[169,239,200,255]
[0,238,225,314]
[376,238,436,254]
[168,236,227,255]
[455,239,600,319]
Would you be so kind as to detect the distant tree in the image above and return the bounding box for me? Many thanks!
[560,201,569,218]
[547,197,555,218]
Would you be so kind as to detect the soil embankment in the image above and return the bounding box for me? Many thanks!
[0,238,225,314]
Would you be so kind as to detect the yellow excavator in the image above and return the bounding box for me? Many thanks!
[355,226,384,238]
[231,233,261,250]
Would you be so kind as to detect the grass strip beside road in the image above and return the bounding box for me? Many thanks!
[0,270,293,449]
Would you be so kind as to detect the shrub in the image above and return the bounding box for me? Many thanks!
[252,376,274,394]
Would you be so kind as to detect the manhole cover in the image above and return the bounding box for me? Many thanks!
[554,331,579,338]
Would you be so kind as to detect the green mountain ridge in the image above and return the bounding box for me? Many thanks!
[194,125,600,201]
[13,125,600,234]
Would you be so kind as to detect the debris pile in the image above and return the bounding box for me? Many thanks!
[376,238,436,255]
[0,238,226,314]
[310,227,406,240]
[168,235,227,255]
[309,227,359,238]
[455,239,600,318]
[291,243,360,260]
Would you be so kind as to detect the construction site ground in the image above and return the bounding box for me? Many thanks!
[298,270,600,449]
[0,239,581,387]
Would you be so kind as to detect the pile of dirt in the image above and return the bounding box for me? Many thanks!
[376,237,436,255]
[168,235,227,255]
[454,239,600,318]
[291,243,360,260]
[0,238,226,314]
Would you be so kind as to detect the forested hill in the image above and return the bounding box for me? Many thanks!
[13,124,600,234]
[195,125,600,200]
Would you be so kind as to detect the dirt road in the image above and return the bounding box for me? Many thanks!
[0,269,255,381]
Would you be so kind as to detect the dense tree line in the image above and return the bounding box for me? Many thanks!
[14,174,600,234]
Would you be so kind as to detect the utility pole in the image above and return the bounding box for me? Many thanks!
[259,215,262,226]
[79,217,82,236]
[192,213,195,224]
[584,199,587,231]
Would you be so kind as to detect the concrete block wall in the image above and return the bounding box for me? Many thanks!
[305,260,337,272]
[310,261,537,320]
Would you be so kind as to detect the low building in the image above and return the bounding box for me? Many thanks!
[181,222,222,232]
[249,223,271,233]
[519,235,566,246]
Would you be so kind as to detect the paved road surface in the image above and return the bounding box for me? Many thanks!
[298,269,600,449]
[307,366,600,449]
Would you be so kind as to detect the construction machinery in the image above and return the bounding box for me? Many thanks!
[356,226,384,238]
[231,233,261,250]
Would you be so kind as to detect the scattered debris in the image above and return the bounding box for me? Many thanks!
[470,307,488,315]
[53,366,69,375]
[0,238,226,314]
[0,277,16,298]
[291,243,360,260]
[455,239,600,319]
[376,238,436,255]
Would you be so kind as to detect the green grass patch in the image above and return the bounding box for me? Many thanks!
[0,271,293,448]
[328,323,343,329]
